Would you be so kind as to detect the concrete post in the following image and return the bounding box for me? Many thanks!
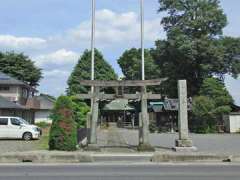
[175,80,197,152]
[90,87,99,144]
[86,87,100,151]
[138,86,155,152]
[86,112,91,144]
[138,112,143,144]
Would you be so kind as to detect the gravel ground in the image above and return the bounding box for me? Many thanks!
[117,128,240,154]
[0,140,38,154]
[1,128,240,154]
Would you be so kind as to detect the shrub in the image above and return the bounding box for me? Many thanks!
[71,97,90,128]
[149,121,157,133]
[48,96,77,151]
[35,122,50,129]
[192,78,233,133]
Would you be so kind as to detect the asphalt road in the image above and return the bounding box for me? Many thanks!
[0,163,240,180]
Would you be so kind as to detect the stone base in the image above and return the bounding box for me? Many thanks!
[173,146,198,152]
[137,143,155,152]
[84,144,101,152]
[175,139,193,147]
[174,139,197,152]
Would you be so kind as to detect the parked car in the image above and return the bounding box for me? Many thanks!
[0,116,41,140]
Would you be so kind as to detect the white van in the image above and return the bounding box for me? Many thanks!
[0,116,41,140]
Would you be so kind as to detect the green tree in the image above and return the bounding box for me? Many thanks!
[67,49,118,95]
[192,96,216,133]
[218,36,240,78]
[199,77,233,115]
[192,78,233,133]
[49,96,77,151]
[158,0,227,38]
[118,48,160,80]
[118,48,161,93]
[0,51,42,86]
[71,97,90,128]
[152,0,240,97]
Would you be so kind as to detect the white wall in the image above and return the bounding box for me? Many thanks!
[35,110,52,124]
[0,86,18,101]
[229,114,240,133]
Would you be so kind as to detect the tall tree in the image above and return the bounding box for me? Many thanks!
[192,78,233,133]
[0,51,42,87]
[159,0,227,38]
[152,0,240,97]
[118,48,160,80]
[67,49,118,95]
[199,77,233,111]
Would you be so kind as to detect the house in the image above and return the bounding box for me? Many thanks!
[0,72,54,124]
[223,104,240,133]
[0,96,35,123]
[148,98,192,132]
[29,94,55,123]
[0,72,36,105]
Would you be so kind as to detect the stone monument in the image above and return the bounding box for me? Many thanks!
[174,80,197,152]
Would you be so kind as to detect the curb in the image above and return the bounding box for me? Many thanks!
[0,151,93,163]
[151,153,240,162]
[92,153,153,162]
[0,151,240,163]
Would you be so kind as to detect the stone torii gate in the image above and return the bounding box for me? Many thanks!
[76,79,167,151]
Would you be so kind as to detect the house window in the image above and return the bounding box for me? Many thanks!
[22,88,29,98]
[0,86,10,91]
[0,118,8,125]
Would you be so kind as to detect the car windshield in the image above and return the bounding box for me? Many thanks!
[19,118,30,125]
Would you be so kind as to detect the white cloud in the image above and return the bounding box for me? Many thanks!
[34,49,79,67]
[0,35,46,50]
[43,69,70,78]
[0,9,164,97]
[63,9,164,46]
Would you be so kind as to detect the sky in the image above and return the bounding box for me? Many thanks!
[0,0,239,104]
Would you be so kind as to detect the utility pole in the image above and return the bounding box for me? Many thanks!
[91,0,96,110]
[140,0,145,81]
[91,0,96,87]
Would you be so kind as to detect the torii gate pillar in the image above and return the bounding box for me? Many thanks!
[138,86,155,151]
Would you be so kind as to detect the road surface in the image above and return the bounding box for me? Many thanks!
[0,163,239,180]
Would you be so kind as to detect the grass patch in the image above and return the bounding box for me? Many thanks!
[37,127,50,150]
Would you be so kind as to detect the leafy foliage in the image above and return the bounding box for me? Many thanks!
[151,0,240,97]
[158,0,227,37]
[49,96,77,151]
[0,51,42,86]
[218,37,240,78]
[71,97,90,128]
[118,48,160,80]
[200,78,232,101]
[149,121,158,133]
[192,78,232,133]
[192,96,216,133]
[67,49,118,95]
[35,122,50,129]
[118,48,161,93]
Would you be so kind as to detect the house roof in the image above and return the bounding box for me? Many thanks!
[103,99,135,111]
[0,72,37,91]
[26,94,55,110]
[149,98,192,112]
[231,103,240,112]
[164,99,179,111]
[36,94,55,110]
[0,96,27,109]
